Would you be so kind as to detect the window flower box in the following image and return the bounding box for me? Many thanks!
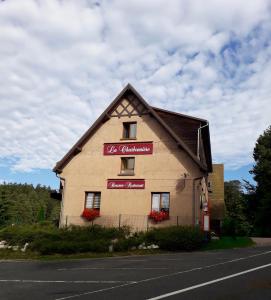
[148,210,169,223]
[81,208,100,221]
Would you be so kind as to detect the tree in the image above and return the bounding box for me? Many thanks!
[251,126,271,236]
[223,180,251,236]
[0,183,60,227]
[242,180,257,225]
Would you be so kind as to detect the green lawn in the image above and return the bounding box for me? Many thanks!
[202,236,255,250]
[0,249,163,261]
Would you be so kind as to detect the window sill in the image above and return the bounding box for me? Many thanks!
[118,172,135,176]
[120,138,137,141]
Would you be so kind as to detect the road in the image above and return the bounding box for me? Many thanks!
[0,246,270,299]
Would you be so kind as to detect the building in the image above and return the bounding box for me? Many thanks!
[209,164,225,233]
[53,84,213,230]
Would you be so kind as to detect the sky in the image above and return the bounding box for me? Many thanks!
[0,0,271,189]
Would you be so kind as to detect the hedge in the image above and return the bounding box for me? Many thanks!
[0,224,129,246]
[0,224,204,254]
[145,226,204,251]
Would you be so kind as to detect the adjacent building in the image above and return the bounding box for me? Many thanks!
[209,164,225,233]
[53,84,213,230]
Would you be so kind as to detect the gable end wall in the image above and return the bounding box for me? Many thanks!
[60,113,206,228]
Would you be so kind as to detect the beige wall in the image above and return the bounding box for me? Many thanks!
[59,112,207,229]
[209,164,225,220]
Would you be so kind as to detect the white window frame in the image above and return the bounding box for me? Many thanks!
[123,122,137,139]
[85,192,101,210]
[151,193,170,212]
[120,157,135,175]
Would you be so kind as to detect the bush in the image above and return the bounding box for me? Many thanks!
[221,217,251,237]
[0,224,131,254]
[0,224,130,246]
[0,224,205,254]
[29,239,110,255]
[113,239,133,252]
[0,224,59,246]
[145,226,204,251]
[114,233,145,251]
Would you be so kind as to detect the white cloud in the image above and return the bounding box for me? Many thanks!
[0,0,271,172]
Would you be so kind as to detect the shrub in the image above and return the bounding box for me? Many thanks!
[114,233,145,251]
[0,224,130,253]
[0,224,204,254]
[30,239,110,255]
[0,224,59,246]
[145,226,204,251]
[113,239,132,252]
[221,217,252,237]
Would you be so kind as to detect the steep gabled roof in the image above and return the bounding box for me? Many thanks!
[53,84,212,173]
[152,107,212,172]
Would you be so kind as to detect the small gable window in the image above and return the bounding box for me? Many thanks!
[123,122,137,139]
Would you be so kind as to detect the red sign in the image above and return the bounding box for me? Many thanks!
[107,179,145,189]
[104,142,153,155]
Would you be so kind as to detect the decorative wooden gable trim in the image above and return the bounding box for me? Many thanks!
[109,93,149,118]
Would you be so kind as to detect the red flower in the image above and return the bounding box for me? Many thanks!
[81,208,100,221]
[148,210,169,223]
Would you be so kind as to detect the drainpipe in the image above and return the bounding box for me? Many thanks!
[197,123,209,159]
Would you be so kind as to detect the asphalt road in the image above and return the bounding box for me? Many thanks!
[0,246,270,300]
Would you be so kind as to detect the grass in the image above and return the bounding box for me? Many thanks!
[202,236,255,251]
[0,249,163,261]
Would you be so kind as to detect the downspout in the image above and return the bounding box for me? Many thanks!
[197,123,209,159]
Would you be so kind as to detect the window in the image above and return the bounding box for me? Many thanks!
[120,157,135,175]
[85,192,101,210]
[151,193,170,212]
[123,122,137,139]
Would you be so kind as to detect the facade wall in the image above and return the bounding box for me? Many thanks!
[59,113,207,230]
[209,164,225,220]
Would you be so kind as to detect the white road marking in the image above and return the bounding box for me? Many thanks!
[147,263,271,300]
[55,282,137,300]
[157,259,185,261]
[0,280,136,284]
[116,259,147,262]
[54,249,271,300]
[54,268,204,300]
[57,267,167,271]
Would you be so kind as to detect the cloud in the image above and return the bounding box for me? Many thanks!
[0,0,271,172]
